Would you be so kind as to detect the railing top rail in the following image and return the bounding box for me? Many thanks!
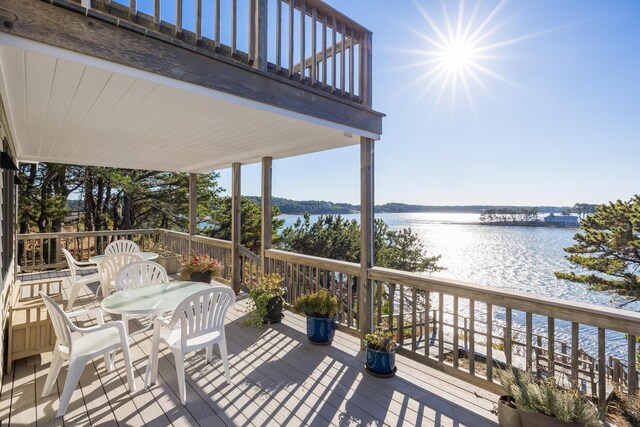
[266,248,360,276]
[163,230,233,249]
[369,266,640,335]
[18,229,161,239]
[292,0,372,36]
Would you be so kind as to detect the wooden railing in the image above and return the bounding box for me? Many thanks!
[368,266,640,407]
[265,249,361,335]
[17,229,161,270]
[61,0,372,107]
[18,229,640,404]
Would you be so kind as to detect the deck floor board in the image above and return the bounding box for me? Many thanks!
[2,272,499,427]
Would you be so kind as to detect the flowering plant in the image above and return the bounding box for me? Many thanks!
[181,254,223,276]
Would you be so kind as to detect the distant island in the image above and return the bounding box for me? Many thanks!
[246,196,595,217]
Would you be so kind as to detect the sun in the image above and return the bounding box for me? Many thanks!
[401,0,553,110]
[440,40,474,72]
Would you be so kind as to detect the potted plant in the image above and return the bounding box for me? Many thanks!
[500,367,603,427]
[494,395,521,427]
[181,254,223,283]
[364,329,398,377]
[146,240,180,274]
[294,289,339,345]
[246,273,286,328]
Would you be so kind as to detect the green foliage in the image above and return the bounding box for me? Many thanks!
[279,213,442,273]
[364,330,397,352]
[499,367,603,426]
[245,274,286,328]
[206,196,284,253]
[294,289,339,318]
[18,163,223,232]
[555,196,640,302]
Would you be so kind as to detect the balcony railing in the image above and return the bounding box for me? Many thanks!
[17,229,640,409]
[56,0,372,107]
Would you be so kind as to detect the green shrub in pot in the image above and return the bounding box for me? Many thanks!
[246,273,286,328]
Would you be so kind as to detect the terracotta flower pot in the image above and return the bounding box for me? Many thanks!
[497,396,521,427]
[519,410,584,427]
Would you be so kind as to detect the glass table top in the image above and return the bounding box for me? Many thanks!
[89,251,159,264]
[101,281,215,315]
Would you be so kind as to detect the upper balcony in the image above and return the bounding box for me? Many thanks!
[0,0,382,172]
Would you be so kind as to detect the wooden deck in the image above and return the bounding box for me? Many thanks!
[1,272,499,426]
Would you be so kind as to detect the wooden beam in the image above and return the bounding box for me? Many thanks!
[261,157,272,273]
[359,137,374,341]
[188,173,197,252]
[0,0,383,136]
[231,163,241,293]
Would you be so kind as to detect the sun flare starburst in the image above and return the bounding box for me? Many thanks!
[402,0,552,110]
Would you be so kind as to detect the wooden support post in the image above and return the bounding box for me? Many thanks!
[253,0,268,71]
[261,157,272,274]
[188,173,197,253]
[231,163,241,293]
[359,137,374,342]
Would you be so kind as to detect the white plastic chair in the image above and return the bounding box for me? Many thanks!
[104,239,140,255]
[146,287,235,404]
[98,252,144,298]
[115,261,169,335]
[40,292,135,418]
[62,249,100,310]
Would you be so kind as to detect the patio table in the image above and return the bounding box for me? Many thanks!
[101,280,219,387]
[89,251,159,264]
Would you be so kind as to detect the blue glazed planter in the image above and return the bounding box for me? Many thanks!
[306,315,336,344]
[366,347,396,375]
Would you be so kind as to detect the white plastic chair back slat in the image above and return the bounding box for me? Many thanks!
[62,248,84,282]
[115,261,168,292]
[104,239,140,255]
[170,287,235,353]
[41,293,73,353]
[99,252,144,297]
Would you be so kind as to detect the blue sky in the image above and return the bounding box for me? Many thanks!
[212,0,640,206]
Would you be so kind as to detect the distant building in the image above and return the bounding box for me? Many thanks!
[544,213,579,227]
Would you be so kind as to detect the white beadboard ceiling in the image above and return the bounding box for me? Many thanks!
[0,35,378,173]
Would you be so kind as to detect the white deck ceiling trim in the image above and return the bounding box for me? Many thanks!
[0,33,380,173]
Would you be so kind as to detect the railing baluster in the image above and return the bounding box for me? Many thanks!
[453,296,459,368]
[231,0,237,55]
[486,303,493,381]
[214,0,221,48]
[469,300,475,375]
[288,0,294,77]
[505,307,512,366]
[572,322,579,388]
[338,271,343,324]
[347,274,353,328]
[349,28,354,97]
[275,0,281,71]
[425,291,430,357]
[129,0,137,19]
[629,334,637,395]
[398,284,405,346]
[311,7,317,84]
[438,292,444,363]
[598,328,606,410]
[411,287,417,352]
[388,283,395,334]
[154,0,160,29]
[548,317,555,377]
[322,13,327,88]
[340,23,346,94]
[331,17,337,91]
[299,0,305,82]
[175,0,182,36]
